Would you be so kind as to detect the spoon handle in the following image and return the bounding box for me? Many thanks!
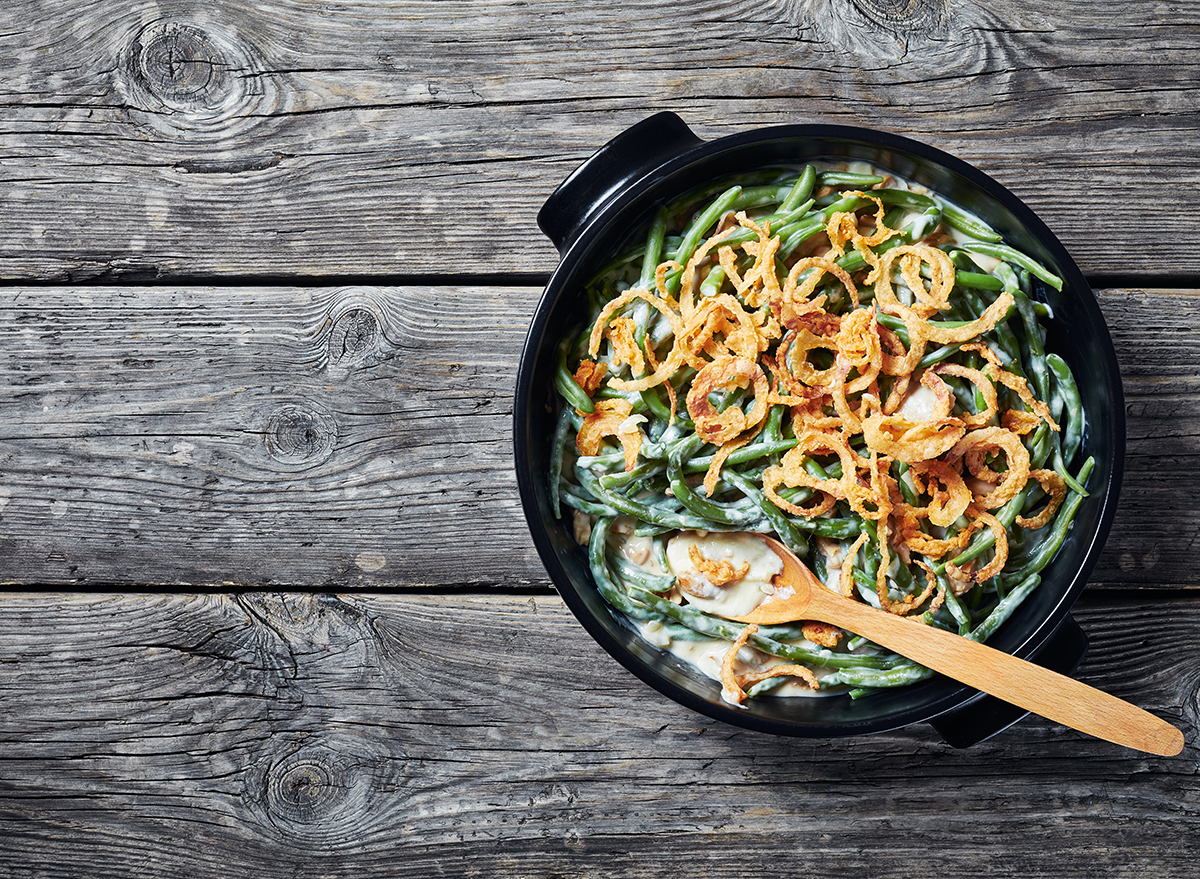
[824,598,1184,756]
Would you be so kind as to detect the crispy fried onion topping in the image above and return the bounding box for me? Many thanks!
[575,399,644,471]
[688,543,749,587]
[577,189,1070,623]
[721,624,820,705]
[802,622,843,648]
[686,356,770,445]
[573,359,607,398]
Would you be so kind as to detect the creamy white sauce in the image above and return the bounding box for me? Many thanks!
[632,531,853,701]
[635,618,841,701]
[613,530,863,700]
[896,379,943,422]
[665,531,782,618]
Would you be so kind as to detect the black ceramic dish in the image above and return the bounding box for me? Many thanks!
[514,113,1125,746]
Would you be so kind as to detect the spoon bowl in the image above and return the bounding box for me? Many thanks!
[727,537,1184,756]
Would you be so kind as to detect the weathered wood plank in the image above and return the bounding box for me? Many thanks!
[0,590,1195,877]
[0,284,542,587]
[0,0,1197,280]
[0,284,1197,590]
[1100,287,1200,590]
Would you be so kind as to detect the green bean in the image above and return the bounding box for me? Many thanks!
[723,470,809,558]
[652,534,671,573]
[819,170,885,188]
[699,265,726,298]
[1047,353,1084,467]
[871,188,937,212]
[639,386,673,421]
[954,270,1005,291]
[967,573,1040,642]
[608,550,676,593]
[860,520,880,583]
[937,479,1040,575]
[877,311,974,334]
[809,541,829,585]
[960,283,1025,375]
[762,403,786,444]
[729,184,800,211]
[999,458,1094,586]
[647,621,717,643]
[660,196,816,294]
[638,206,669,290]
[822,193,871,217]
[996,262,1050,401]
[778,216,827,259]
[892,461,919,506]
[599,459,666,490]
[1053,459,1090,497]
[745,676,791,697]
[1028,421,1055,471]
[594,385,647,410]
[683,437,799,474]
[576,467,732,531]
[941,204,1002,242]
[560,490,619,518]
[550,403,574,519]
[940,577,972,635]
[667,438,763,527]
[554,348,594,414]
[588,518,660,620]
[768,198,816,227]
[632,521,674,538]
[916,343,963,369]
[670,185,743,266]
[789,513,862,540]
[780,165,817,212]
[837,663,934,690]
[626,584,744,641]
[709,200,816,252]
[957,242,1063,291]
[870,190,942,238]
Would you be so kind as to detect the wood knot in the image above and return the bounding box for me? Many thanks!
[133,23,227,105]
[116,20,277,141]
[264,403,337,467]
[274,759,340,818]
[311,288,398,373]
[846,0,949,37]
[329,308,380,366]
[246,735,409,846]
[238,593,367,645]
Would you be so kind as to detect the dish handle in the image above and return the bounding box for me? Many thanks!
[929,614,1089,748]
[537,112,704,253]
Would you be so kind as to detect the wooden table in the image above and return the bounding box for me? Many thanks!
[2,1,1197,875]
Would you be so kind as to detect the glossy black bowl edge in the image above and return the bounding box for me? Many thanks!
[515,116,1124,740]
[538,112,705,253]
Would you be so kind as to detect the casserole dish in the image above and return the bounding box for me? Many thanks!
[514,112,1124,745]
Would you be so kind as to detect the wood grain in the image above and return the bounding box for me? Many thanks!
[1099,287,1200,591]
[0,0,1198,280]
[0,284,542,587]
[0,590,1195,877]
[0,284,1195,590]
[2,1,1196,875]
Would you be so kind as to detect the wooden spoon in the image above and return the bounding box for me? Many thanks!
[730,536,1184,756]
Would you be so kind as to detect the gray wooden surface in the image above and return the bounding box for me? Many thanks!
[1,0,1198,876]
